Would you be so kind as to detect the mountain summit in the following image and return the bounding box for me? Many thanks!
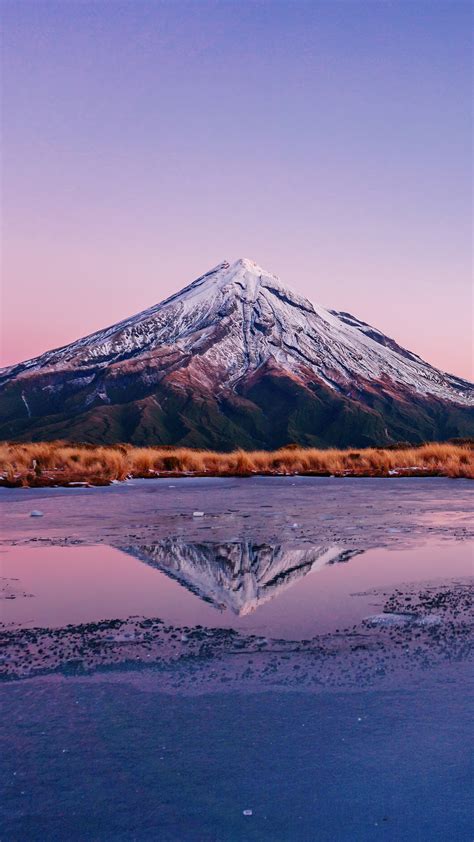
[1,258,472,447]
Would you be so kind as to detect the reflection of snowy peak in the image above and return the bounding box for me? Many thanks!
[1,258,472,447]
[123,540,359,616]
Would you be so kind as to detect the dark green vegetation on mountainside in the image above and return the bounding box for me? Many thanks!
[1,367,472,449]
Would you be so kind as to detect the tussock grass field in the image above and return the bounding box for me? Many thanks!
[0,441,472,486]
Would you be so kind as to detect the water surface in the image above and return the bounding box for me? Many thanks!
[1,479,472,841]
[2,539,471,638]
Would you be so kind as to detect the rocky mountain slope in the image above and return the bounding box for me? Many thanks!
[1,258,472,447]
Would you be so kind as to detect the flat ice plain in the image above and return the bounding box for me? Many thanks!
[1,477,473,841]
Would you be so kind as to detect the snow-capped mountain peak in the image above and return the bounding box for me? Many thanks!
[0,257,472,447]
[162,257,298,308]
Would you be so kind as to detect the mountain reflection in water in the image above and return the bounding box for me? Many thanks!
[121,540,361,616]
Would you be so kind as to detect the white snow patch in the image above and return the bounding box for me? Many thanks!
[21,392,31,417]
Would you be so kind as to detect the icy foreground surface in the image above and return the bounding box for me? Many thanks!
[2,671,472,841]
[1,478,472,839]
[2,258,471,405]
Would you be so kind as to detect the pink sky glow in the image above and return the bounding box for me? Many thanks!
[1,2,472,380]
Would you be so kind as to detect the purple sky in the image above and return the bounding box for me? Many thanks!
[2,0,472,379]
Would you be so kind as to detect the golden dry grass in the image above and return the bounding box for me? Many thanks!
[0,440,473,485]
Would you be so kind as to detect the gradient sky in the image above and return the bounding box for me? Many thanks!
[2,0,472,379]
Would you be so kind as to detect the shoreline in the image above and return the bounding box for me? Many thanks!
[0,467,469,488]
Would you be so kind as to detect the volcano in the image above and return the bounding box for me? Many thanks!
[1,258,472,447]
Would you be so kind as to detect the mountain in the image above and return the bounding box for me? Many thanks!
[1,258,472,447]
[123,540,360,616]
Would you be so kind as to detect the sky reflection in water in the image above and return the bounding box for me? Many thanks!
[2,539,471,639]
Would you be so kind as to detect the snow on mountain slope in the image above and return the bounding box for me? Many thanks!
[1,257,471,406]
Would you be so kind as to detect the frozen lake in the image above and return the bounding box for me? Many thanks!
[1,478,472,839]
